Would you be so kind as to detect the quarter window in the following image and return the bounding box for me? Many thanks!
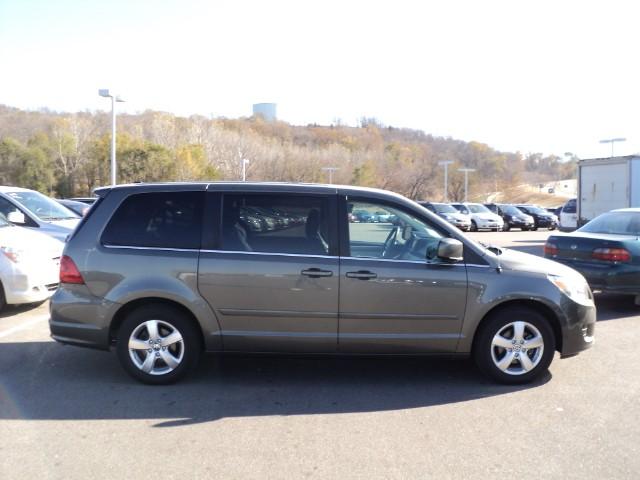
[221,194,331,255]
[102,192,203,249]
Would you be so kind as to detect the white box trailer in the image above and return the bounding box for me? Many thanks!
[578,155,640,225]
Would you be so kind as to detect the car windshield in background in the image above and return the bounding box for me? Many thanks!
[563,199,577,213]
[6,191,78,221]
[467,204,491,214]
[501,205,524,216]
[521,205,546,215]
[433,203,457,214]
[579,211,640,236]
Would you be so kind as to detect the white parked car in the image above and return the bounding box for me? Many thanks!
[0,186,80,242]
[450,202,504,231]
[0,213,64,310]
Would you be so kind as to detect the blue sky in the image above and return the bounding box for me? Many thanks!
[1,0,638,158]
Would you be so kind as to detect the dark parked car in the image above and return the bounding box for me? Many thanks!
[515,205,558,230]
[544,208,640,298]
[50,183,595,385]
[57,199,90,216]
[484,203,535,231]
[69,197,98,205]
[419,202,471,231]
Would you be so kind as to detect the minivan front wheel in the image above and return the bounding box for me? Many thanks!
[116,305,201,384]
[474,307,555,384]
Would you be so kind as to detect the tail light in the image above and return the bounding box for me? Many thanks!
[544,241,558,256]
[592,248,631,262]
[60,255,85,284]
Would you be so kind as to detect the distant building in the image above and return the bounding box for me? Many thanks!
[252,103,277,122]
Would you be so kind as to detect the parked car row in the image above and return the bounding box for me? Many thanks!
[418,201,559,232]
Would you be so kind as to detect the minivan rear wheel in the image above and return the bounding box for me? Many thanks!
[473,307,555,384]
[116,304,201,385]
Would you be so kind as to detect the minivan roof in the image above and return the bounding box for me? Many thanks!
[94,182,410,200]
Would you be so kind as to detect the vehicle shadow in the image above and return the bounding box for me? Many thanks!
[0,301,46,319]
[595,294,639,321]
[0,342,550,427]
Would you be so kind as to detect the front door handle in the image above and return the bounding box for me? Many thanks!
[345,270,377,280]
[301,268,334,278]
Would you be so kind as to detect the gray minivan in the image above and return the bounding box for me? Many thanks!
[50,183,596,385]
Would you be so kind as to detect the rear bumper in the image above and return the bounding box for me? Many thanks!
[49,285,115,351]
[547,258,640,295]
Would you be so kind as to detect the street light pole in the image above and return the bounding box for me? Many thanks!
[599,137,626,158]
[458,168,476,202]
[322,167,339,184]
[99,89,125,185]
[438,161,454,201]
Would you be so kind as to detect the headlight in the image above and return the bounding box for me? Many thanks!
[548,274,593,305]
[1,246,24,263]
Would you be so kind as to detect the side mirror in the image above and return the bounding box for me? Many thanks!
[7,211,26,224]
[436,238,463,262]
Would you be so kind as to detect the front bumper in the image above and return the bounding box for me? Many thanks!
[509,219,534,228]
[1,263,59,305]
[559,296,596,357]
[475,220,503,230]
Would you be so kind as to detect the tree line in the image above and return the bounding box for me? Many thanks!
[0,104,576,201]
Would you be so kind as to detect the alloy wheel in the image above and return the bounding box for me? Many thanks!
[490,321,544,375]
[128,320,185,376]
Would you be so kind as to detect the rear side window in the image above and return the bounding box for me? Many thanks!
[221,194,332,255]
[102,191,203,249]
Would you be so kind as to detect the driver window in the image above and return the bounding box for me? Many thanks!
[347,200,446,262]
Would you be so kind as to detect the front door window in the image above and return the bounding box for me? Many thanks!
[348,200,446,263]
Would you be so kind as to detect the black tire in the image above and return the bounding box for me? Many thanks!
[503,223,511,232]
[470,220,478,232]
[531,226,538,231]
[473,307,555,385]
[548,226,556,231]
[116,304,202,385]
[0,282,6,312]
[521,227,529,231]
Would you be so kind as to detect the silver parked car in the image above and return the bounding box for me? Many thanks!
[50,183,595,385]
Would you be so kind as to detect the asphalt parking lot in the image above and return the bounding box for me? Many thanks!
[1,229,639,479]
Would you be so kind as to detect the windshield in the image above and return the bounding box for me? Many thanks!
[6,191,79,221]
[433,203,457,214]
[518,205,545,214]
[579,211,640,235]
[501,205,525,216]
[467,204,491,214]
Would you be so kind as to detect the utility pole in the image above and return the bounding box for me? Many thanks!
[322,167,339,184]
[458,168,476,202]
[241,158,250,181]
[438,161,454,201]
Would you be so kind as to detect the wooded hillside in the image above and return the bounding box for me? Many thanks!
[0,105,576,200]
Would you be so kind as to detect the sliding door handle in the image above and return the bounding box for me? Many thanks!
[345,271,377,280]
[301,268,334,278]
